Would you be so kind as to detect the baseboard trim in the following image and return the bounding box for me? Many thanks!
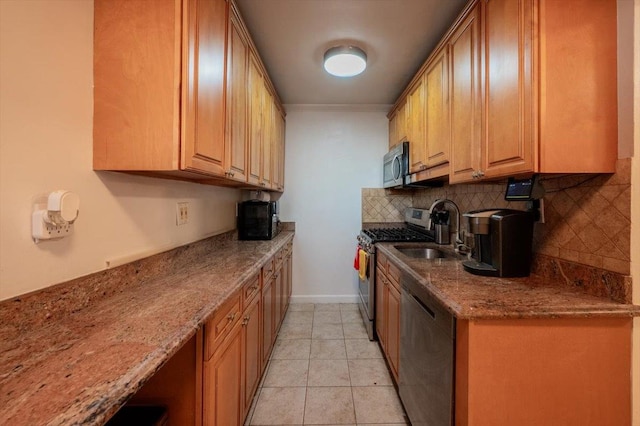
[290,295,359,304]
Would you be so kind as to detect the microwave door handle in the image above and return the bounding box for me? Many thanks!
[392,155,402,180]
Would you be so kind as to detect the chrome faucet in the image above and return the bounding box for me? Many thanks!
[427,199,464,246]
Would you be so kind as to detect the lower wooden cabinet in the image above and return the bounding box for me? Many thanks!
[202,243,293,426]
[204,318,243,426]
[241,290,261,418]
[261,273,275,369]
[386,282,400,378]
[375,252,401,382]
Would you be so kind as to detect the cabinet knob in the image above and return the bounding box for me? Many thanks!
[242,316,250,326]
[477,170,485,177]
[227,312,236,322]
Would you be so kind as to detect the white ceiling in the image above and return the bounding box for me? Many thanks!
[235,0,469,105]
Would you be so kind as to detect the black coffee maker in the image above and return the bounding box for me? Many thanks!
[462,209,534,277]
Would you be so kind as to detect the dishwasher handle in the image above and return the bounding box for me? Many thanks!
[411,292,436,319]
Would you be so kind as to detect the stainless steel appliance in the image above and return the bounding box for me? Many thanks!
[462,209,534,277]
[382,141,409,188]
[356,208,433,340]
[237,200,279,240]
[400,273,455,426]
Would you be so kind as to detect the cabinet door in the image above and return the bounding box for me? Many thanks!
[274,263,284,329]
[242,296,261,418]
[449,4,482,183]
[425,48,450,168]
[283,251,292,313]
[204,320,242,426]
[396,101,408,145]
[388,113,398,150]
[387,284,400,381]
[182,0,227,176]
[481,0,534,178]
[272,110,285,192]
[224,12,248,182]
[408,77,426,173]
[261,277,274,368]
[375,268,386,350]
[261,88,274,188]
[247,53,263,186]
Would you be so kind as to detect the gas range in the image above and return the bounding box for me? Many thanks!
[357,226,432,251]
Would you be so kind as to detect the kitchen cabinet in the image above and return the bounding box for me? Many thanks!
[473,0,618,180]
[248,52,264,187]
[241,277,261,418]
[272,110,286,192]
[389,99,408,149]
[224,8,249,183]
[374,251,400,382]
[204,312,243,426]
[407,77,426,173]
[94,0,286,191]
[456,317,632,426]
[389,0,618,185]
[424,48,450,170]
[449,3,482,184]
[261,261,275,368]
[261,89,274,189]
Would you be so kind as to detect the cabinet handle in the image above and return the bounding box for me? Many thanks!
[471,171,477,179]
[477,170,485,177]
[227,312,236,322]
[242,315,250,326]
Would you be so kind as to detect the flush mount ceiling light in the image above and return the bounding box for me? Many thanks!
[323,45,367,77]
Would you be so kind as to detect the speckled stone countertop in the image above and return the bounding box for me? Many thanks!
[377,242,639,319]
[0,230,294,426]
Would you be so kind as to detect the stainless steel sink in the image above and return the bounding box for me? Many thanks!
[394,246,445,259]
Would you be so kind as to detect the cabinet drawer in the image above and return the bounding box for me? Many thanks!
[387,261,401,291]
[275,247,285,266]
[376,251,388,273]
[242,273,261,308]
[204,292,242,360]
[263,257,275,280]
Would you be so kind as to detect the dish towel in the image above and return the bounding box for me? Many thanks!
[358,249,369,280]
[353,246,360,270]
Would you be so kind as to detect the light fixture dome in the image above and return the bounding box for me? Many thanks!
[323,45,367,77]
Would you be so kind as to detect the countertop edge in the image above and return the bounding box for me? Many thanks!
[377,243,640,320]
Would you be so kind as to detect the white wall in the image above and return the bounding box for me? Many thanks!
[0,0,241,301]
[279,105,389,303]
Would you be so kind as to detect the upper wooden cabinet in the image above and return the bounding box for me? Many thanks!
[225,8,249,183]
[390,0,618,184]
[449,3,482,184]
[389,99,408,149]
[425,48,450,170]
[408,77,426,173]
[94,0,286,192]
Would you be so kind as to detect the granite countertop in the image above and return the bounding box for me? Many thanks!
[377,242,640,319]
[0,231,294,426]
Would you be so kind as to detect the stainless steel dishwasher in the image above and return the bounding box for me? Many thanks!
[399,274,455,426]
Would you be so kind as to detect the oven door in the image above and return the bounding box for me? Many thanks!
[357,247,376,340]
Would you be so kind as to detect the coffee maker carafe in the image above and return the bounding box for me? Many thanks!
[462,209,534,277]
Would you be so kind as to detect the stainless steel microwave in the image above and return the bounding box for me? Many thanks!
[383,141,409,188]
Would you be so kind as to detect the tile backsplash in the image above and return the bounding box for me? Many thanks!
[362,159,631,276]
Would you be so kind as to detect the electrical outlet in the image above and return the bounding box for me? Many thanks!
[32,210,74,243]
[176,202,189,226]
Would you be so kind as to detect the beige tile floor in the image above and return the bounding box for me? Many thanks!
[245,303,409,426]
